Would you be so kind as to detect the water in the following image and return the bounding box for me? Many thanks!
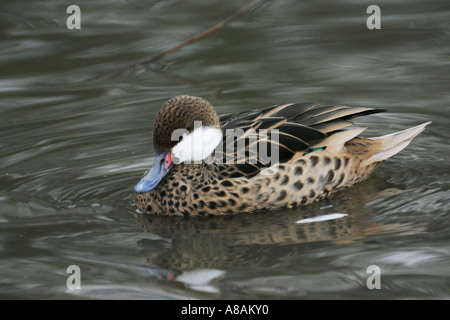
[0,0,449,299]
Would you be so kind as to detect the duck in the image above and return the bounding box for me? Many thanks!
[134,95,430,216]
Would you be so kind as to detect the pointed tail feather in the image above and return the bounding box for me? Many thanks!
[366,121,431,162]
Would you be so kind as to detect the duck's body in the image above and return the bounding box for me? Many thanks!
[134,96,430,216]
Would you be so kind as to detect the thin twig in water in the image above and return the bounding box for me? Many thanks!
[137,0,268,67]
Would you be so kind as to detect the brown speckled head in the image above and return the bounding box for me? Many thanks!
[152,95,220,151]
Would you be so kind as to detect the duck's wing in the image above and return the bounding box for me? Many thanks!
[214,103,385,179]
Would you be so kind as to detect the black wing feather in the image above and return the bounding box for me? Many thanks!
[215,102,385,179]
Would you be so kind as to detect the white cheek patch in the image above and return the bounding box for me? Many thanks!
[171,126,222,164]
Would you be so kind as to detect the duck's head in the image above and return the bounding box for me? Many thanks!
[134,95,222,193]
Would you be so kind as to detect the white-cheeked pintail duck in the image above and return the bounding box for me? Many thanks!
[134,95,430,216]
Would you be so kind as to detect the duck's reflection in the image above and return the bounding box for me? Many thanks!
[136,178,424,277]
